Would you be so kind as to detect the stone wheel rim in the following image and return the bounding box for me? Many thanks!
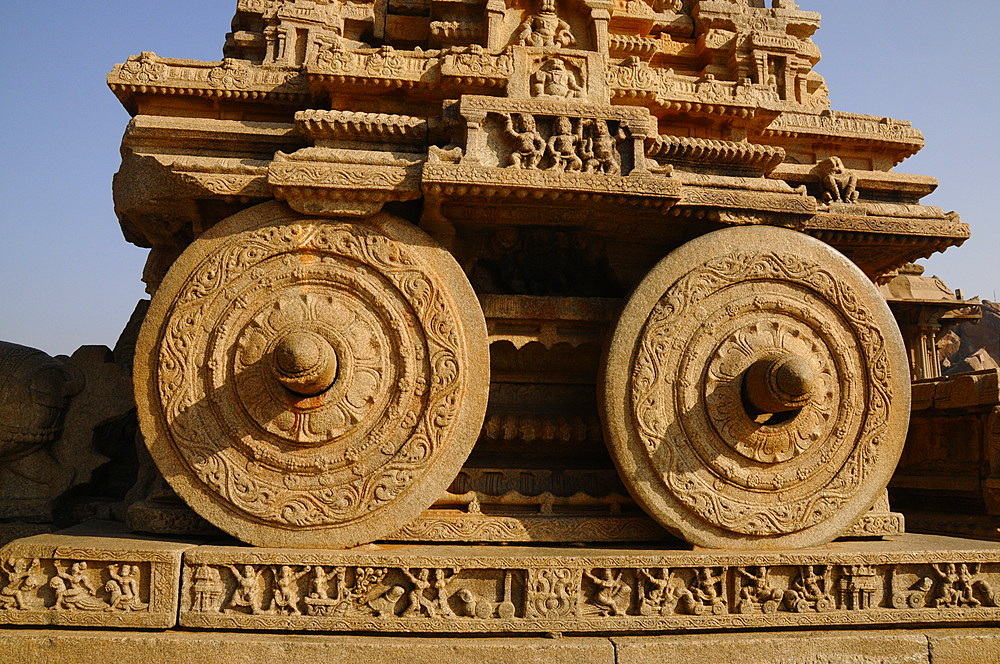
[600,225,909,549]
[134,202,489,548]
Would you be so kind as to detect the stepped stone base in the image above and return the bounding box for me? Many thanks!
[1,628,997,664]
[3,525,1000,637]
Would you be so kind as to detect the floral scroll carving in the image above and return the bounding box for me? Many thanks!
[134,202,489,548]
[602,225,910,549]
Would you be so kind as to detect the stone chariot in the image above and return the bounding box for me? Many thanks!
[109,0,966,553]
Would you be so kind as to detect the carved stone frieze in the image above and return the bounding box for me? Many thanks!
[269,150,424,216]
[310,44,435,85]
[178,537,1000,633]
[441,46,514,85]
[0,531,191,628]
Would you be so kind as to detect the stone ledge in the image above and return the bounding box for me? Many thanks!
[0,631,616,664]
[3,628,1000,664]
[613,631,931,664]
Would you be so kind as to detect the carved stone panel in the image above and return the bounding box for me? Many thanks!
[601,225,911,549]
[134,201,489,548]
[178,536,1000,633]
[0,530,192,628]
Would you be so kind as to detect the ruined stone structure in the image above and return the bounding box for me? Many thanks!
[2,0,999,661]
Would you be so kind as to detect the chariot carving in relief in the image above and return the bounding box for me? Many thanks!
[113,0,967,550]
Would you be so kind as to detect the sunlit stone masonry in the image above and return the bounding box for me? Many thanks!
[2,0,998,661]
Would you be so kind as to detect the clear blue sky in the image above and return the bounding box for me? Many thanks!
[1,1,997,356]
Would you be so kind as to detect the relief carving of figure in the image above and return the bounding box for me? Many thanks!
[305,565,383,617]
[638,567,675,616]
[957,563,981,607]
[0,557,41,610]
[501,113,546,169]
[531,57,582,98]
[50,561,108,611]
[932,563,962,608]
[689,567,727,615]
[817,156,859,204]
[580,119,623,175]
[735,566,782,614]
[402,568,437,617]
[784,565,835,612]
[547,116,583,172]
[106,564,148,611]
[584,568,631,616]
[226,564,263,614]
[432,568,460,617]
[932,563,995,608]
[517,0,575,49]
[309,565,333,601]
[269,565,311,615]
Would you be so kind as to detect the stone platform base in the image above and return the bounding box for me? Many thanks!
[3,526,1000,636]
[1,628,998,664]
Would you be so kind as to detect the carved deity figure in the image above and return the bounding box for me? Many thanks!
[309,566,332,600]
[191,565,223,612]
[817,156,859,204]
[932,562,991,608]
[0,558,41,610]
[957,563,981,607]
[433,568,460,617]
[735,566,782,614]
[584,568,631,616]
[106,564,148,611]
[581,119,622,175]
[502,113,546,169]
[402,568,437,617]
[547,116,583,172]
[531,57,582,99]
[638,567,674,616]
[269,565,311,615]
[517,0,574,48]
[932,563,962,608]
[50,561,108,611]
[690,567,727,615]
[784,565,835,612]
[226,564,263,614]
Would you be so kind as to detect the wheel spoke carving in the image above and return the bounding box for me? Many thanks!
[135,202,489,548]
[601,226,910,549]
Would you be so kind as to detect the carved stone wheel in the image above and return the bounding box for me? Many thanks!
[600,226,910,550]
[134,201,489,548]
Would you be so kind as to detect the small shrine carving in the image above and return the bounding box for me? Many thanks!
[517,0,575,48]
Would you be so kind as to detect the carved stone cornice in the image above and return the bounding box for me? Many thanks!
[295,109,431,146]
[108,53,309,112]
[269,150,424,217]
[764,111,925,164]
[648,135,785,175]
